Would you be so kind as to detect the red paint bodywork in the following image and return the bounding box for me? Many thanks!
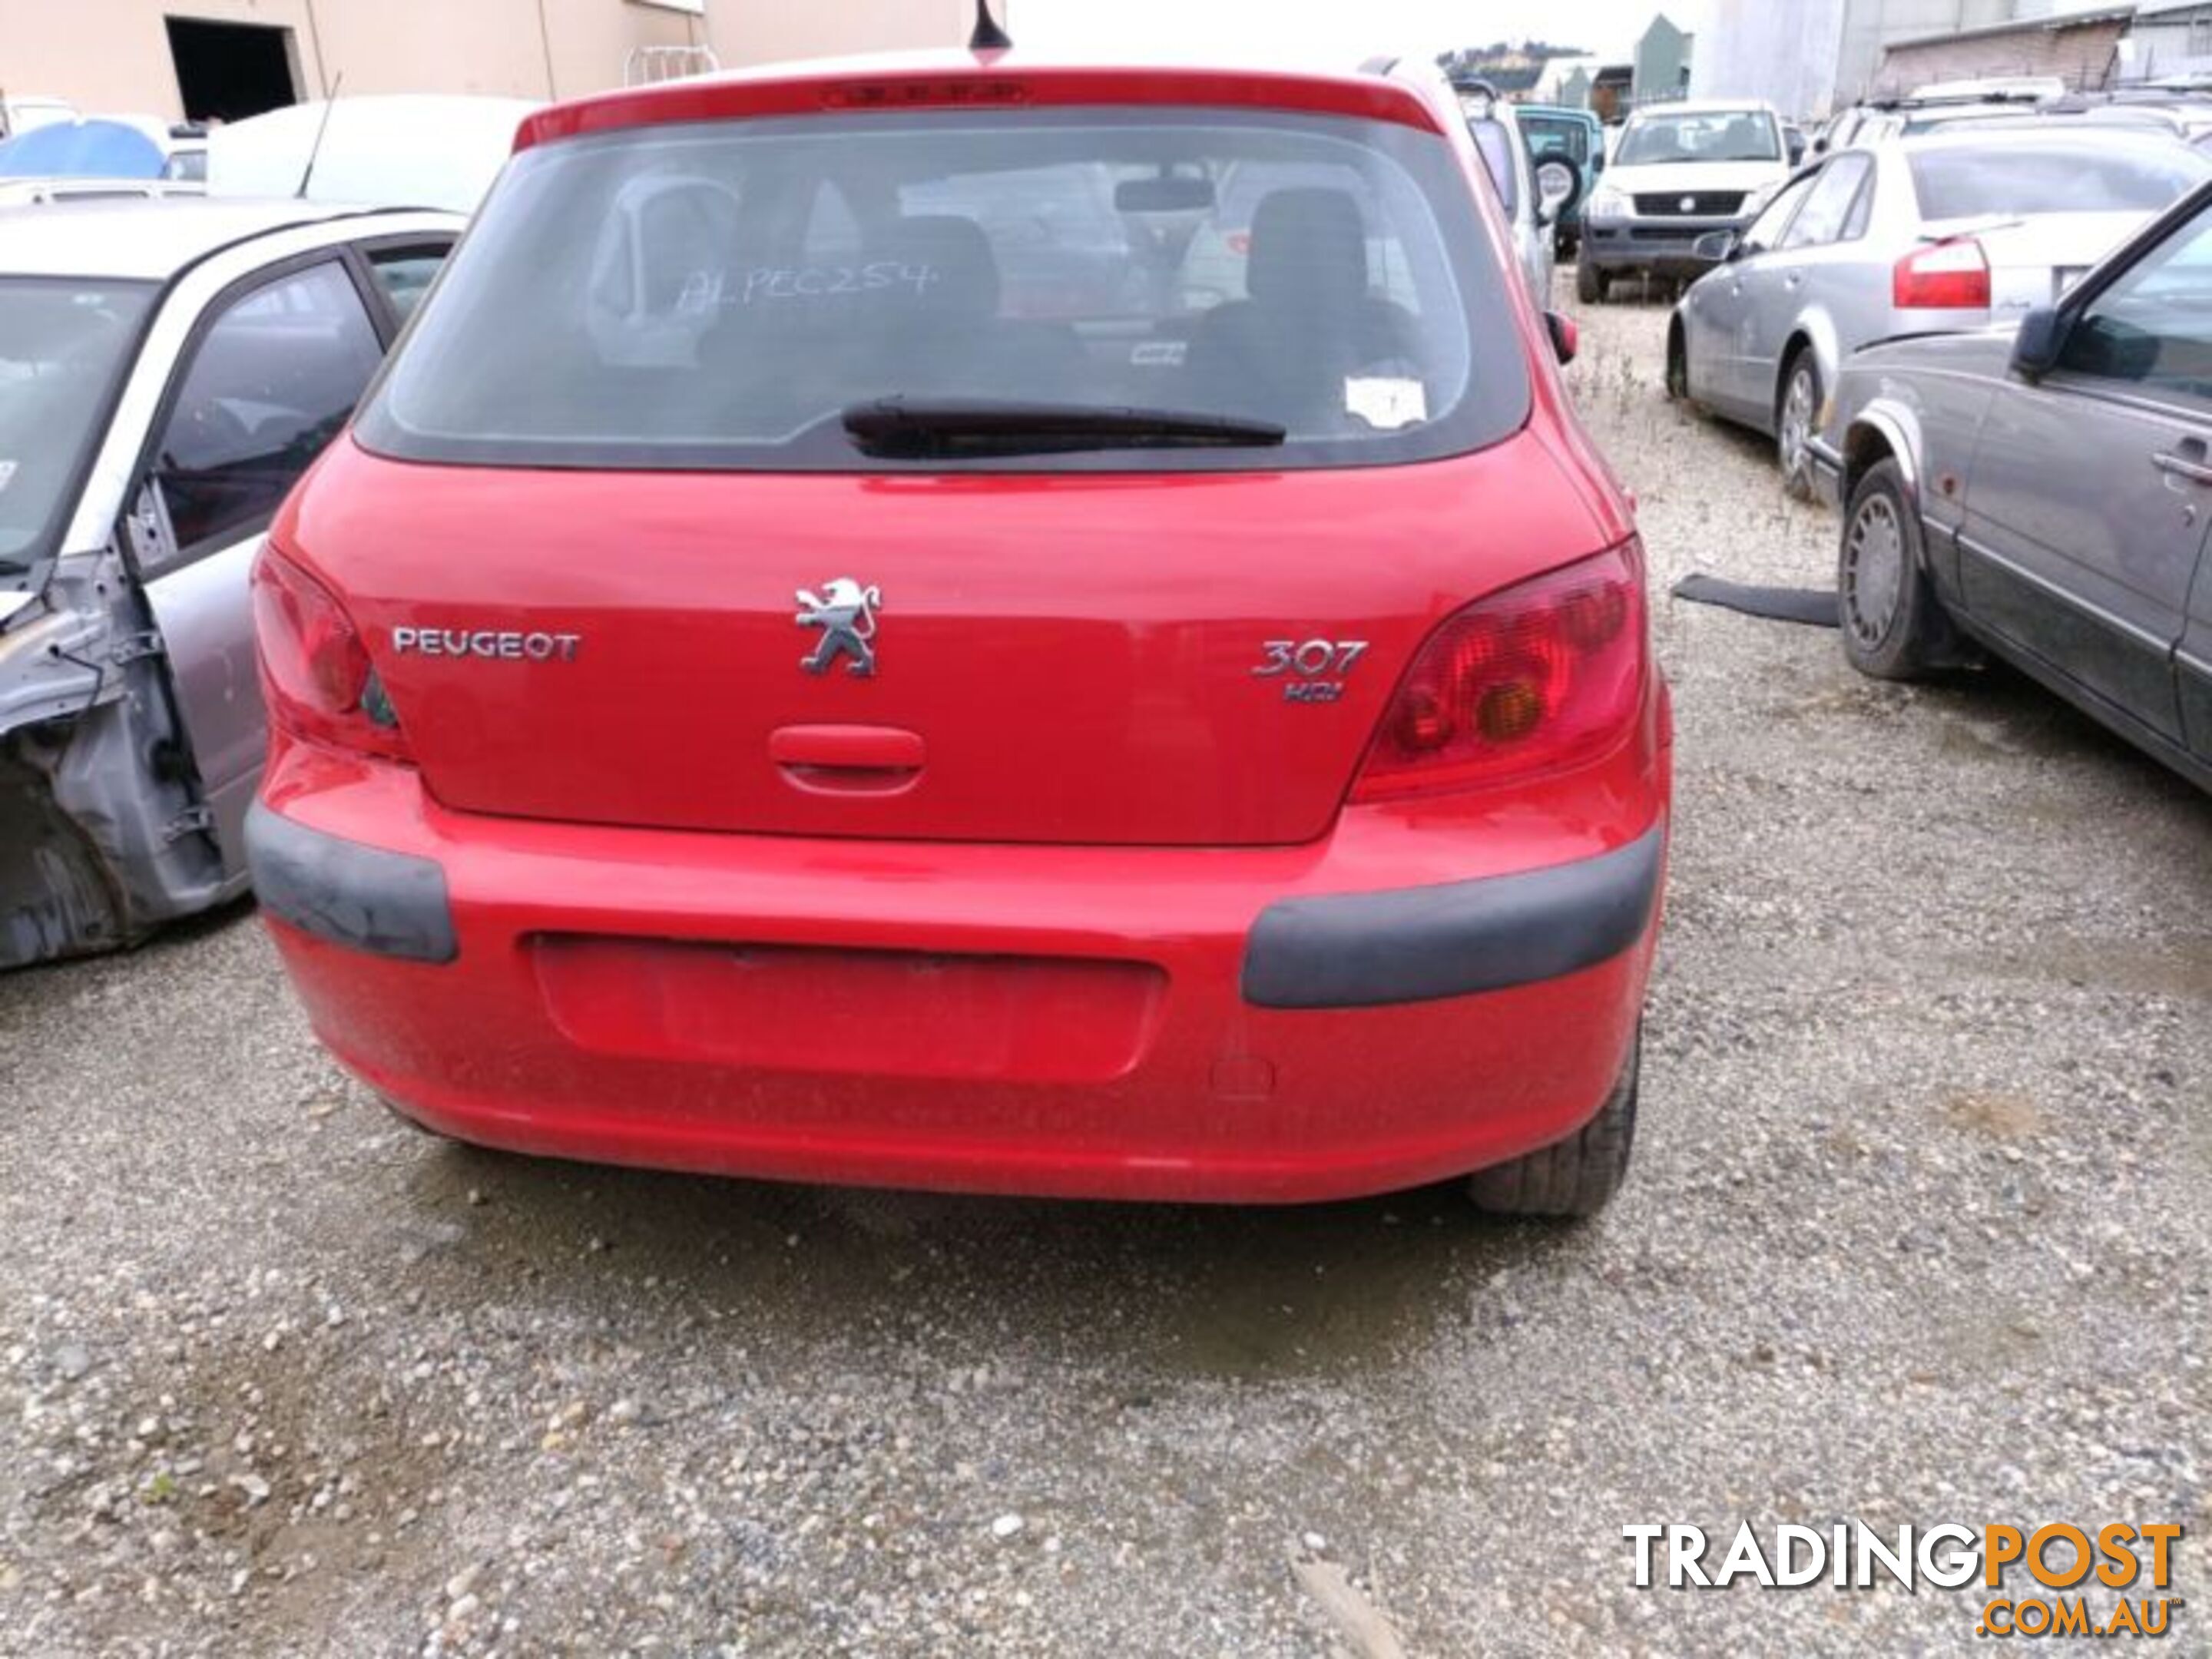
[255,53,1671,1204]
[514,56,1453,154]
[260,719,1665,1201]
[289,429,1621,847]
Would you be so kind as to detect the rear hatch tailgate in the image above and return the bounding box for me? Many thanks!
[295,433,1608,847]
[1928,210,2154,316]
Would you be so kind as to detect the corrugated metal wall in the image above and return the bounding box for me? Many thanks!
[1692,0,1852,115]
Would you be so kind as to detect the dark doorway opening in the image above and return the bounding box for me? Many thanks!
[167,17,299,124]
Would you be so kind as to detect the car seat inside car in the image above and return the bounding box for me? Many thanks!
[1184,186,1421,430]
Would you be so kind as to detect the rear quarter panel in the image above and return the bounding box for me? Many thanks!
[1839,332,2009,594]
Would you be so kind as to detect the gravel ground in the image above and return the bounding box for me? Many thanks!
[3,276,2207,1658]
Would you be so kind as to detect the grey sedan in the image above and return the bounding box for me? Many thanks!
[1667,128,2210,495]
[1820,177,2212,793]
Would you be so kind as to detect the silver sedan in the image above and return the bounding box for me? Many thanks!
[1664,127,2211,495]
[0,200,458,968]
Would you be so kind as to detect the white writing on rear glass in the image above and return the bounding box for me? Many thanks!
[665,263,947,314]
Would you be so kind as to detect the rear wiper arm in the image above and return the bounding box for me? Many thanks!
[840,396,1286,458]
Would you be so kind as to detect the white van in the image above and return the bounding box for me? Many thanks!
[1578,100,1793,301]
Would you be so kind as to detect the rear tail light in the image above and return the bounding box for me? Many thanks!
[1893,237,1990,310]
[1351,542,1647,801]
[250,547,411,761]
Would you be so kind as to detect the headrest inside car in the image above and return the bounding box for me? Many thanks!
[1246,187,1370,310]
[869,215,1001,323]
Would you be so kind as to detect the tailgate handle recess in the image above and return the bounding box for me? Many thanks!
[770,724,926,793]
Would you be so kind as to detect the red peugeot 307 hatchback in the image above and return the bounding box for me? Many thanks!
[247,45,1671,1212]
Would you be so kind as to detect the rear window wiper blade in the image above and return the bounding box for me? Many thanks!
[839,396,1286,457]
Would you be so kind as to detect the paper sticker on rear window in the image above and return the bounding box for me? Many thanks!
[0,461,16,494]
[1346,378,1426,431]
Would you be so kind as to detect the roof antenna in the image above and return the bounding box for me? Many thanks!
[296,72,345,199]
[969,0,1012,52]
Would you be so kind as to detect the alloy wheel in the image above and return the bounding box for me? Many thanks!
[1843,491,1905,649]
[1780,363,1816,482]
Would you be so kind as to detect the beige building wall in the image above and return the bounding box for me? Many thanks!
[0,0,990,123]
[706,0,978,71]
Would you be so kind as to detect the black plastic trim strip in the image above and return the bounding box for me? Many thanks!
[245,800,456,964]
[1241,825,1664,1008]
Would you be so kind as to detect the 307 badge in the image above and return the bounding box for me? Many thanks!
[1253,637,1369,704]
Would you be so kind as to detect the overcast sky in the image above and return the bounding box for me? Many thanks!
[1012,0,1710,70]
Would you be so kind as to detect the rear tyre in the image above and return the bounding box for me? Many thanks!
[1468,1031,1639,1218]
[1838,459,1960,680]
[1777,351,1821,500]
[1576,258,1608,305]
[1665,326,1691,404]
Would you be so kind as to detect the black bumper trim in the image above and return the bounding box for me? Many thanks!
[1807,435,1844,505]
[244,801,457,964]
[1240,825,1664,1009]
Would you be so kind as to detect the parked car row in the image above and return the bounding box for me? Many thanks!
[1616,96,2212,801]
[1819,178,2212,793]
[1816,83,2212,156]
[1664,127,2211,494]
[1584,79,2212,310]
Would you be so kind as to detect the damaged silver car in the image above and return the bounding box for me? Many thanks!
[0,199,457,967]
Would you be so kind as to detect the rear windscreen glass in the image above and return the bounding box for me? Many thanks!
[356,108,1531,473]
[1909,143,2210,219]
[1522,116,1591,167]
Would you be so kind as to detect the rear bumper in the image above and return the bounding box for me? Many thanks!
[254,800,1666,1012]
[1807,433,1846,508]
[1241,831,1664,1007]
[251,740,1668,1203]
[248,802,457,963]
